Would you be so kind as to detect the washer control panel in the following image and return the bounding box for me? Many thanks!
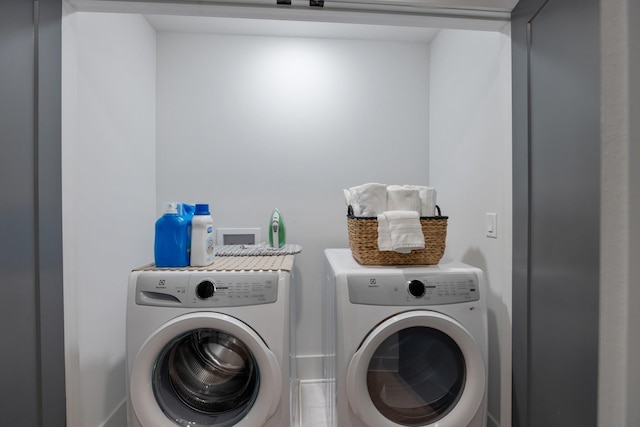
[135,272,279,307]
[347,272,479,306]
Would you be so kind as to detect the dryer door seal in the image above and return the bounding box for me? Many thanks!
[346,310,485,427]
[129,312,282,427]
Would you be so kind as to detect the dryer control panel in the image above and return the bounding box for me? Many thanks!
[134,272,279,308]
[347,272,479,306]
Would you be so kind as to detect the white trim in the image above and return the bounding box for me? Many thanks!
[65,0,511,29]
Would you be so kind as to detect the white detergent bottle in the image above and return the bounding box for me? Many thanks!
[190,203,215,267]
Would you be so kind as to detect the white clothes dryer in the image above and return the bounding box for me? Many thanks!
[324,249,488,427]
[126,259,295,427]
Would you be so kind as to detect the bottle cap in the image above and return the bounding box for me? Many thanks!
[195,204,210,215]
[164,202,179,214]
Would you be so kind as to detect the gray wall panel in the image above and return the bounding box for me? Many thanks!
[0,1,40,425]
[628,0,640,422]
[528,2,600,425]
[511,2,545,425]
[512,0,601,425]
[0,0,65,425]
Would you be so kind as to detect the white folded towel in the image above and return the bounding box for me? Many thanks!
[346,183,387,217]
[387,185,421,212]
[343,189,352,207]
[377,213,392,251]
[377,210,425,253]
[403,185,437,216]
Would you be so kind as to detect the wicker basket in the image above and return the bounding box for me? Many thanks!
[346,206,448,265]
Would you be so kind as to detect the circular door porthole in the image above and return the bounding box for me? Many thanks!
[153,328,259,426]
[346,311,485,427]
[366,326,466,426]
[130,312,281,427]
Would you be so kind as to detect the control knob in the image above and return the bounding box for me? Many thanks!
[196,280,215,299]
[407,279,426,298]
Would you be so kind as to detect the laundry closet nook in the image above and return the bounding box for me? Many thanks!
[61,1,512,426]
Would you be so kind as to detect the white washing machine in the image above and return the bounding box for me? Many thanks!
[126,257,296,427]
[324,249,488,427]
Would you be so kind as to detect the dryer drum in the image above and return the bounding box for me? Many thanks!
[366,327,466,426]
[168,329,257,413]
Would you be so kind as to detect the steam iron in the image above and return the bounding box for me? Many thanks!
[268,208,286,248]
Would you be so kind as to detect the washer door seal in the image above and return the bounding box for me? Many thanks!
[346,311,485,427]
[130,312,282,427]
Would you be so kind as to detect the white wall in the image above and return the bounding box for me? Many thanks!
[428,27,512,427]
[155,32,431,376]
[62,9,157,427]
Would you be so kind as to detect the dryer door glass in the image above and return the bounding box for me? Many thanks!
[152,328,260,427]
[366,326,466,426]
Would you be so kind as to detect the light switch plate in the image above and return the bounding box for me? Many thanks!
[486,213,498,238]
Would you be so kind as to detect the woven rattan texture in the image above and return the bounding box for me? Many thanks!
[347,216,447,265]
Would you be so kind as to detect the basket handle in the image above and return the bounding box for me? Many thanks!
[435,205,441,216]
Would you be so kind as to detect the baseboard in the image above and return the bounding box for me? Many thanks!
[101,399,126,427]
[487,412,500,427]
[296,354,324,380]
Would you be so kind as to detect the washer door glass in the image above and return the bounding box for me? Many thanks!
[366,326,466,426]
[153,328,259,427]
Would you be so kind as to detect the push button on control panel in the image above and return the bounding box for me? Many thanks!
[407,280,426,298]
[196,280,215,299]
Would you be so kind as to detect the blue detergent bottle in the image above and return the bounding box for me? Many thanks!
[154,202,190,267]
[180,203,195,261]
